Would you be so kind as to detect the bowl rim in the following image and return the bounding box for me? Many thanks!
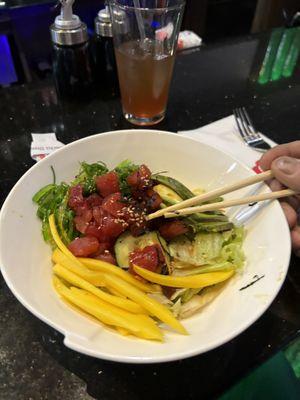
[0,129,291,363]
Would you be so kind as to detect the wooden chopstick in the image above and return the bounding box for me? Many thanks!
[147,170,274,220]
[164,189,297,218]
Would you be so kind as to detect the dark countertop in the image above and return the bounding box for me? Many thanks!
[1,33,300,400]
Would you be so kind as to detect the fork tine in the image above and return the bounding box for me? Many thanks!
[233,109,248,140]
[241,107,258,137]
[233,107,271,151]
[238,107,255,139]
[236,107,252,138]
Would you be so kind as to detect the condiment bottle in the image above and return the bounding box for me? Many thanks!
[50,0,94,100]
[93,6,119,97]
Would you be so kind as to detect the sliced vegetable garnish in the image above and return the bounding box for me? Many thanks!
[102,273,188,335]
[133,265,234,288]
[116,326,130,336]
[107,287,127,298]
[54,276,138,332]
[71,289,163,341]
[53,263,146,314]
[52,248,105,286]
[53,277,162,340]
[79,257,157,293]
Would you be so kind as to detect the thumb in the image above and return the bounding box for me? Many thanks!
[271,156,300,192]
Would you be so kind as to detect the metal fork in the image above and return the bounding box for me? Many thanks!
[233,107,271,152]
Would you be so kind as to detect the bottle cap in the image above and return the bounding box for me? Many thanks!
[95,7,113,37]
[50,0,88,45]
[111,8,128,35]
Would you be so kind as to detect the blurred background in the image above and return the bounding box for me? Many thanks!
[0,0,299,86]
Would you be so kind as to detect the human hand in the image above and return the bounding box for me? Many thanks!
[259,141,300,256]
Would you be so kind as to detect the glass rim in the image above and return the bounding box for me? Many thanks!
[109,0,185,12]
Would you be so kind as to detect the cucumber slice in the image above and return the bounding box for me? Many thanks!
[139,232,172,274]
[114,231,171,272]
[138,231,161,248]
[114,232,139,269]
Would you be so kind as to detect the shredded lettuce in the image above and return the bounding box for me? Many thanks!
[170,287,203,307]
[169,232,225,266]
[170,298,182,318]
[178,283,226,319]
[171,227,245,276]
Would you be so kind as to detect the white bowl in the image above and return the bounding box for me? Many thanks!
[0,130,291,363]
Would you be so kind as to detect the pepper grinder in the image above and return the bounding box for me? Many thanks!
[93,6,119,97]
[50,0,94,100]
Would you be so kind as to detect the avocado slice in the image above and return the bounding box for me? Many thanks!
[152,175,195,200]
[153,184,182,205]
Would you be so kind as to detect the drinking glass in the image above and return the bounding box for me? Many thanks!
[109,0,185,126]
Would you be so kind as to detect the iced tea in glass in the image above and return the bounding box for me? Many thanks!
[109,1,185,126]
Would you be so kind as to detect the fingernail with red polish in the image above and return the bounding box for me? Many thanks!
[253,161,263,174]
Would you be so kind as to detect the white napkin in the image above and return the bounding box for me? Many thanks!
[30,133,65,162]
[179,115,277,224]
[179,115,276,169]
